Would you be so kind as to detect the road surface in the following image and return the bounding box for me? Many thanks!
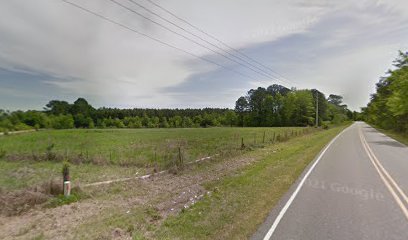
[253,122,408,240]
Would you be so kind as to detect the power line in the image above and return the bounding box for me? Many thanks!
[108,0,288,84]
[125,0,285,83]
[142,0,296,86]
[60,0,252,80]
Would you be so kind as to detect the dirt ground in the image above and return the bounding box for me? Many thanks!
[0,151,260,239]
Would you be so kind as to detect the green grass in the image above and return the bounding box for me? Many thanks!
[0,125,350,239]
[65,125,347,239]
[0,160,141,191]
[154,124,349,239]
[46,193,81,208]
[0,127,313,190]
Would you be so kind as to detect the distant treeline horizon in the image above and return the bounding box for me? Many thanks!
[0,84,359,132]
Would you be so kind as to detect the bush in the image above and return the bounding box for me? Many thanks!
[322,121,330,130]
[13,122,32,131]
[50,114,74,129]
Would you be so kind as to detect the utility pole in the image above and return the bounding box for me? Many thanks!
[315,91,319,127]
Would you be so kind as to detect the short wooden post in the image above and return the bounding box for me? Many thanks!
[153,151,158,173]
[178,147,183,169]
[62,162,70,197]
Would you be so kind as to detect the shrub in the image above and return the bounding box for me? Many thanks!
[13,123,32,131]
[50,115,74,129]
[45,143,57,161]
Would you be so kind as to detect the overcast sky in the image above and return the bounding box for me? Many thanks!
[1,0,407,111]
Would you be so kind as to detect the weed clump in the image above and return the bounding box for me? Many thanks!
[0,179,61,216]
[46,191,81,208]
[167,146,185,174]
[62,161,70,181]
[0,149,6,159]
[45,143,57,161]
[145,206,162,222]
[40,179,63,196]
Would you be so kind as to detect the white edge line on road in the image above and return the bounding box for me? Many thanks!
[262,124,352,240]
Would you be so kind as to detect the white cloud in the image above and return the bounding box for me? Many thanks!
[0,0,327,107]
[0,0,407,110]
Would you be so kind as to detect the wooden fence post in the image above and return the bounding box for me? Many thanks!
[263,131,266,143]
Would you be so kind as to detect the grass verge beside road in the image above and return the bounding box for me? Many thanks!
[0,127,314,192]
[155,124,349,239]
[373,128,408,146]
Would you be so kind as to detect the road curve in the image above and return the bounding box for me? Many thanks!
[252,122,408,240]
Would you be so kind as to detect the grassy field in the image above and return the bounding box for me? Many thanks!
[65,124,349,240]
[0,127,313,190]
[154,125,349,239]
[0,125,349,239]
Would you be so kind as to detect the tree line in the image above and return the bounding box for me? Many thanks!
[235,84,357,127]
[0,98,237,131]
[362,51,408,133]
[0,86,356,132]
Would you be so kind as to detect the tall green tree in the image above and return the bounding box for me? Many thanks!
[364,51,408,132]
[235,96,249,127]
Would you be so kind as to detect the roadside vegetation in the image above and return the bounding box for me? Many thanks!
[0,123,350,239]
[0,84,355,238]
[0,84,357,133]
[0,127,310,179]
[0,127,316,215]
[155,124,349,239]
[363,51,408,139]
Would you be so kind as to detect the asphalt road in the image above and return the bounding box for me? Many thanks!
[253,122,408,240]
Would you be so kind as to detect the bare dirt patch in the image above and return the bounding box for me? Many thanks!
[0,150,262,239]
